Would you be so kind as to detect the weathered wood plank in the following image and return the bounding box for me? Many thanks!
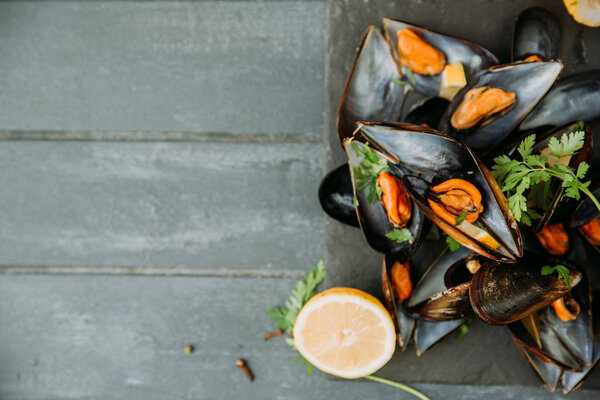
[0,1,325,136]
[0,141,323,271]
[0,274,596,400]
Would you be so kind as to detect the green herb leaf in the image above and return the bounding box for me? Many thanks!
[518,134,536,159]
[445,234,461,251]
[454,211,467,226]
[353,196,359,207]
[541,264,572,288]
[577,162,590,179]
[457,318,473,340]
[389,78,407,85]
[406,69,416,85]
[385,229,414,244]
[266,260,326,333]
[352,143,389,204]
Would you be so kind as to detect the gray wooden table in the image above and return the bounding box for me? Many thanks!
[0,1,597,399]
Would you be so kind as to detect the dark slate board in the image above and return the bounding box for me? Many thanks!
[324,0,600,389]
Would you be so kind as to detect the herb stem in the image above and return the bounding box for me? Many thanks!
[580,186,600,214]
[365,375,431,400]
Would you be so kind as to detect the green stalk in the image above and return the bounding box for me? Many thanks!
[580,186,600,214]
[365,375,431,400]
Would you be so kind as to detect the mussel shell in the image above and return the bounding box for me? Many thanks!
[318,164,360,228]
[355,121,522,262]
[345,140,425,257]
[404,97,450,128]
[382,18,498,98]
[414,318,465,356]
[439,61,564,156]
[406,246,473,321]
[337,25,406,145]
[381,255,415,350]
[513,338,564,392]
[512,7,560,62]
[520,70,600,131]
[470,252,582,325]
[571,187,600,229]
[508,273,592,372]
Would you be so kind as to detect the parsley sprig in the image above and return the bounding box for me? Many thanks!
[385,229,414,244]
[491,127,600,226]
[444,234,462,251]
[541,264,572,288]
[352,143,389,203]
[266,261,326,333]
[455,211,467,226]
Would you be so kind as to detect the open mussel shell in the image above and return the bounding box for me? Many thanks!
[520,70,600,131]
[381,255,416,351]
[470,252,582,325]
[337,25,406,146]
[406,246,474,321]
[344,140,425,257]
[512,7,560,62]
[404,97,449,129]
[439,61,564,156]
[513,338,564,392]
[570,187,600,251]
[414,319,465,356]
[508,272,592,372]
[318,164,360,228]
[382,18,498,98]
[355,121,522,262]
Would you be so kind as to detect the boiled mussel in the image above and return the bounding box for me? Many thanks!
[571,187,600,250]
[318,164,360,227]
[354,121,522,262]
[382,18,498,99]
[512,7,560,62]
[470,252,582,325]
[520,70,600,132]
[344,140,426,257]
[337,25,406,145]
[439,61,564,156]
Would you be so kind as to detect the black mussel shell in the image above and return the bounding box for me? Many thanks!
[337,25,406,146]
[382,18,498,99]
[513,338,564,392]
[381,255,416,351]
[512,7,560,62]
[318,164,360,227]
[414,319,465,356]
[404,97,450,128]
[355,121,522,262]
[520,70,600,131]
[406,246,474,321]
[470,252,582,325]
[439,61,563,156]
[571,187,600,229]
[344,140,426,257]
[508,273,592,372]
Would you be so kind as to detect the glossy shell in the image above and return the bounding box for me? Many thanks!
[383,18,498,98]
[470,253,582,325]
[345,140,426,257]
[404,97,449,128]
[337,25,406,145]
[520,70,600,131]
[439,61,564,156]
[318,164,360,228]
[512,7,560,62]
[356,121,522,262]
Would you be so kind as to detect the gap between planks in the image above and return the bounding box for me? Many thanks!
[0,130,322,143]
[0,265,306,278]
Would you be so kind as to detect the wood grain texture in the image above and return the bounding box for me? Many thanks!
[0,274,597,400]
[0,141,323,271]
[0,1,325,136]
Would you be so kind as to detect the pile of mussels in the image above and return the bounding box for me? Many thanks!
[319,8,600,393]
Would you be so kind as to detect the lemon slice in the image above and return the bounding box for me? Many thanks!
[293,287,396,379]
[564,0,600,27]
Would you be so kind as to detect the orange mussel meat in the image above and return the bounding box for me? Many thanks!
[397,28,446,76]
[427,179,484,225]
[524,54,544,62]
[377,171,411,228]
[536,223,569,256]
[580,216,600,246]
[451,86,516,130]
[391,261,412,303]
[551,296,580,322]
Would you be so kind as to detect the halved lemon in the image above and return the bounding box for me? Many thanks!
[564,0,600,27]
[293,287,396,379]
